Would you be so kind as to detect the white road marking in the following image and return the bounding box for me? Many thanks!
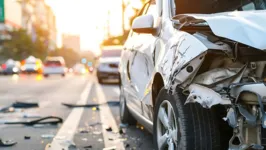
[96,83,125,150]
[48,81,93,150]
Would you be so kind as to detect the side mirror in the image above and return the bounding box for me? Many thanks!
[132,14,156,34]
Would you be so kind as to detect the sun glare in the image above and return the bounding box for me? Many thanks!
[45,0,141,52]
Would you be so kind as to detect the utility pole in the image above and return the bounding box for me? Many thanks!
[107,10,111,38]
[121,0,125,36]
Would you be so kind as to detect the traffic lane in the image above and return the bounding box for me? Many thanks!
[0,74,91,150]
[101,81,154,150]
[0,74,77,105]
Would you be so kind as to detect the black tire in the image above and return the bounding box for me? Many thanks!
[119,89,136,125]
[153,88,220,150]
[61,74,65,77]
[44,74,49,78]
[98,77,103,84]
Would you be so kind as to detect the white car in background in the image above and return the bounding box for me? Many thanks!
[43,57,66,77]
[96,46,122,83]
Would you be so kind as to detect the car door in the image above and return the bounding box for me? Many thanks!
[129,0,160,117]
[122,2,151,115]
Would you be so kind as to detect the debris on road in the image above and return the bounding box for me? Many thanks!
[84,145,92,148]
[97,138,103,142]
[108,138,114,141]
[103,146,117,150]
[119,129,124,134]
[0,101,39,113]
[125,143,130,148]
[106,127,113,132]
[88,122,102,127]
[92,106,100,111]
[81,138,88,141]
[24,136,31,140]
[12,101,39,108]
[41,134,55,139]
[0,139,17,147]
[61,101,119,108]
[119,123,128,128]
[4,116,63,126]
[92,131,102,135]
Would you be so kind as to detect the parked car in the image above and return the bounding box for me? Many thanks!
[21,56,43,74]
[43,56,66,77]
[96,46,122,83]
[1,59,20,75]
[119,1,266,150]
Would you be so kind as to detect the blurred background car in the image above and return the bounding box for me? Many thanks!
[43,56,66,77]
[73,63,87,75]
[1,59,21,75]
[21,56,43,74]
[96,46,122,84]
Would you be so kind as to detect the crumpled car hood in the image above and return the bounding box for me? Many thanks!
[174,10,266,50]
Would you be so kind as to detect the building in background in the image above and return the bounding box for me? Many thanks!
[0,0,56,48]
[0,0,22,38]
[62,34,80,52]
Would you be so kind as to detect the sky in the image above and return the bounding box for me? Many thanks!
[45,0,142,53]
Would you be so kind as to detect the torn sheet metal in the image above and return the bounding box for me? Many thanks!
[230,83,266,103]
[160,32,208,91]
[174,11,266,50]
[193,65,247,91]
[185,84,231,108]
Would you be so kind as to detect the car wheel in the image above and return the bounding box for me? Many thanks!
[44,74,49,78]
[98,78,103,84]
[153,88,220,150]
[119,89,136,125]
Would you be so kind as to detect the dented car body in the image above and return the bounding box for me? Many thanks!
[119,0,266,149]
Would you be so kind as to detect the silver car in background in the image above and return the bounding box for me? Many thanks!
[96,46,122,84]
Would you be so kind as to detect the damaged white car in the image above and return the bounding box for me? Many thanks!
[119,0,266,149]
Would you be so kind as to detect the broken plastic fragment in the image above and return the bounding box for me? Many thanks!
[185,84,231,108]
[106,127,113,132]
[41,134,55,139]
[119,123,128,128]
[24,136,31,140]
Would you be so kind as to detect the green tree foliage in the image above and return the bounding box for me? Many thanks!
[1,27,49,60]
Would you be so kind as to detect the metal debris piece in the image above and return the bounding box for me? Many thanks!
[41,134,55,139]
[24,136,31,140]
[108,138,114,141]
[84,145,92,148]
[106,127,113,132]
[119,123,128,128]
[0,139,17,147]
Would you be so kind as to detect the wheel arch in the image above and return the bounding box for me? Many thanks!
[152,72,165,107]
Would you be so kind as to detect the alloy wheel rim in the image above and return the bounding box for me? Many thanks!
[156,100,178,150]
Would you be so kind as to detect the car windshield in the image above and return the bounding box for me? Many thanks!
[45,60,61,65]
[101,50,121,57]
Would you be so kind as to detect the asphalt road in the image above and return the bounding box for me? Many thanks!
[0,74,153,150]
